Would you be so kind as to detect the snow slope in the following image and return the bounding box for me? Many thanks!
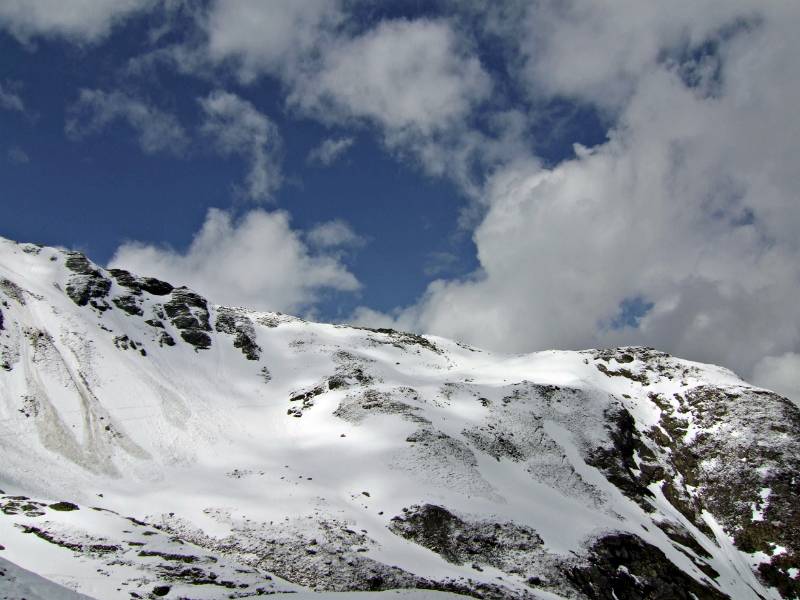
[0,237,797,600]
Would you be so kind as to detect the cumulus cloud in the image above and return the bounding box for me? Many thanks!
[289,18,497,196]
[306,220,364,249]
[307,136,354,166]
[752,353,800,407]
[7,146,29,164]
[110,208,360,314]
[0,82,25,112]
[205,0,341,83]
[198,90,282,202]
[290,19,491,134]
[144,6,494,195]
[354,2,800,387]
[518,0,760,111]
[65,89,189,155]
[0,0,151,44]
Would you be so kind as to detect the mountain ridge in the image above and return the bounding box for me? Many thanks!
[0,236,797,600]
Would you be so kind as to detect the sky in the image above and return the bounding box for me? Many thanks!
[1,0,799,403]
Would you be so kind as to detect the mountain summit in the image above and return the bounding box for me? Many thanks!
[0,237,797,600]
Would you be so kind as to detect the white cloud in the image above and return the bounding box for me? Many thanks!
[173,8,497,195]
[423,251,460,277]
[205,0,341,83]
[110,208,360,314]
[198,90,282,202]
[306,220,364,249]
[0,0,151,44]
[518,0,759,111]
[65,89,188,155]
[201,0,493,136]
[7,146,29,164]
[752,353,800,407]
[287,18,496,196]
[0,82,25,112]
[307,136,354,166]
[290,19,491,134]
[354,2,800,390]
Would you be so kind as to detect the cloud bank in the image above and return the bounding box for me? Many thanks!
[111,208,360,315]
[353,2,800,398]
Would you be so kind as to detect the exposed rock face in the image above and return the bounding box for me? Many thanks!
[586,405,655,509]
[215,306,261,360]
[108,268,173,296]
[655,386,800,598]
[163,287,212,350]
[390,504,544,571]
[64,251,112,309]
[565,534,728,600]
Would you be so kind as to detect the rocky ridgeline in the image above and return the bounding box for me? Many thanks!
[0,242,798,600]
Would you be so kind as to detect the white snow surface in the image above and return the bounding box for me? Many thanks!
[0,237,794,600]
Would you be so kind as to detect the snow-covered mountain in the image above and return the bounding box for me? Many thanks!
[0,236,797,600]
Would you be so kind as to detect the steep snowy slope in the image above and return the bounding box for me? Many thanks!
[0,236,797,600]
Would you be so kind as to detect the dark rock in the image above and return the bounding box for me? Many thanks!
[390,504,543,569]
[49,501,79,511]
[165,288,210,327]
[63,252,112,308]
[152,585,170,596]
[111,294,143,316]
[109,268,173,296]
[564,533,727,600]
[164,288,212,351]
[675,386,800,596]
[0,278,27,305]
[180,330,211,350]
[359,326,441,354]
[141,277,173,296]
[107,268,140,292]
[215,308,261,360]
[586,406,654,510]
[64,252,96,276]
[138,550,199,562]
[596,362,649,384]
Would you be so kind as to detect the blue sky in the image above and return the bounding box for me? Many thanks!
[1,1,800,401]
[0,11,478,317]
[0,2,608,318]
